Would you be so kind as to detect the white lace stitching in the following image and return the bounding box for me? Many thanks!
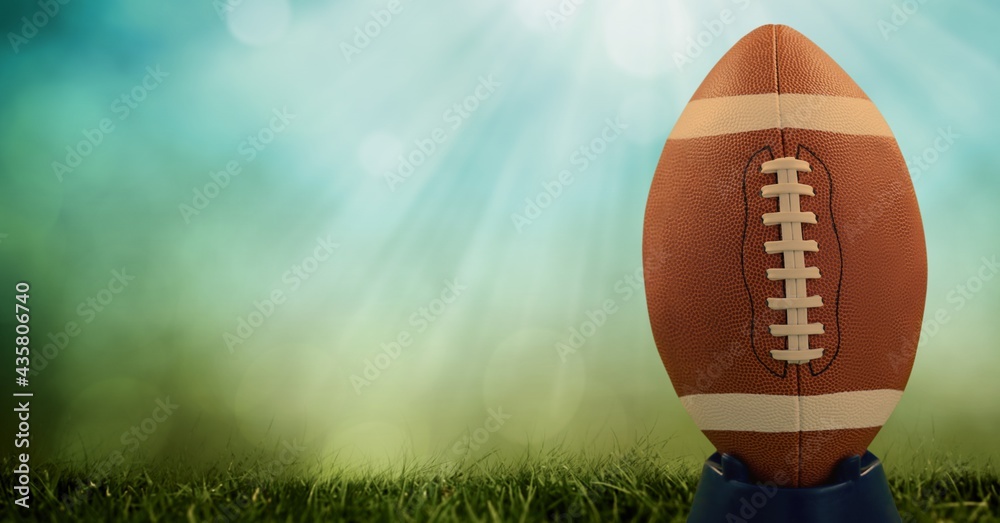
[760,157,824,364]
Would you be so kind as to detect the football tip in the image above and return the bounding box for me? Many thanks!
[692,24,869,101]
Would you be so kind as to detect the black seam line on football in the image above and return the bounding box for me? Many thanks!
[769,23,802,488]
[797,144,844,377]
[741,145,787,380]
[772,25,787,158]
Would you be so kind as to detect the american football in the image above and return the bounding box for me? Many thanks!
[643,24,927,487]
[10,1,998,519]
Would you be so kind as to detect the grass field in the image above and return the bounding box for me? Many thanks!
[1,448,996,522]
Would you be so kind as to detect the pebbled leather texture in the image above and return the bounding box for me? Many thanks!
[642,25,927,487]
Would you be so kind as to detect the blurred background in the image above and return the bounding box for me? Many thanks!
[0,0,997,474]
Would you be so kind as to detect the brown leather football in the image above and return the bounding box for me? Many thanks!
[642,24,927,487]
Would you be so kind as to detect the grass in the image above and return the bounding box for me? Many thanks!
[0,446,996,522]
